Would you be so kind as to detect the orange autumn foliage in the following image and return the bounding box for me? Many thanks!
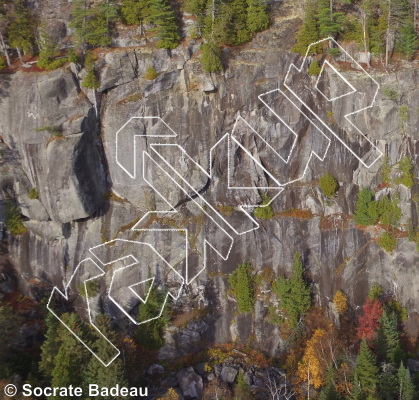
[333,290,348,315]
[297,329,327,390]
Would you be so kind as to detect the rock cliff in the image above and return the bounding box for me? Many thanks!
[0,1,418,360]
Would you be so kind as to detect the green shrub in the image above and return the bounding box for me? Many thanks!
[82,68,100,89]
[268,305,284,325]
[308,60,321,76]
[327,48,341,57]
[272,252,311,328]
[36,125,62,137]
[234,369,254,399]
[38,56,67,70]
[144,66,159,80]
[381,156,392,184]
[201,41,223,73]
[28,188,39,200]
[354,188,401,228]
[67,48,80,63]
[0,54,6,70]
[78,280,100,298]
[5,201,27,236]
[368,283,383,300]
[398,105,410,124]
[394,156,414,189]
[254,193,274,220]
[229,262,256,313]
[376,195,401,228]
[378,232,397,252]
[319,173,339,198]
[382,87,399,100]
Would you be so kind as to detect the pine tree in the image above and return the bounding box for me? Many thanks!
[246,0,270,33]
[84,315,127,399]
[71,0,117,50]
[39,312,62,379]
[121,0,152,35]
[319,367,342,400]
[355,338,379,398]
[292,0,321,55]
[0,306,19,378]
[0,9,11,67]
[377,310,403,365]
[148,0,180,49]
[136,285,170,350]
[349,373,363,400]
[273,252,311,328]
[50,313,91,399]
[229,261,256,313]
[354,187,377,226]
[317,0,345,38]
[229,0,252,45]
[398,362,415,400]
[201,40,223,72]
[378,371,398,400]
[8,0,35,61]
[397,22,418,59]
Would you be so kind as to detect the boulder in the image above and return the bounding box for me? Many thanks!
[176,367,203,399]
[220,366,238,383]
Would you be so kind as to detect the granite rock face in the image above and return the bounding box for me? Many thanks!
[0,2,418,358]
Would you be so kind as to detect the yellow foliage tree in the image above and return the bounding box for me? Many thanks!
[333,291,348,315]
[297,329,327,395]
[157,387,180,400]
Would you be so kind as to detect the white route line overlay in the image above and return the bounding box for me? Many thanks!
[48,38,383,366]
[283,36,383,168]
[47,258,120,367]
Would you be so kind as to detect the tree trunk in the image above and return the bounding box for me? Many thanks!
[0,30,11,66]
[16,47,23,64]
[360,7,370,67]
[385,0,391,67]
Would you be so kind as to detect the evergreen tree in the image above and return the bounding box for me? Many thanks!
[39,312,62,380]
[148,0,181,49]
[398,362,415,400]
[292,0,322,55]
[354,187,377,226]
[136,286,170,350]
[70,0,117,50]
[246,0,270,33]
[184,0,207,37]
[319,367,342,400]
[8,0,35,61]
[201,40,223,72]
[70,0,93,50]
[50,314,91,399]
[82,53,100,89]
[229,0,252,45]
[378,371,398,400]
[121,0,152,35]
[355,338,379,398]
[0,8,11,67]
[377,310,403,365]
[397,22,418,59]
[349,373,363,400]
[317,0,345,38]
[273,252,311,327]
[0,306,19,378]
[84,315,127,399]
[229,261,256,313]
